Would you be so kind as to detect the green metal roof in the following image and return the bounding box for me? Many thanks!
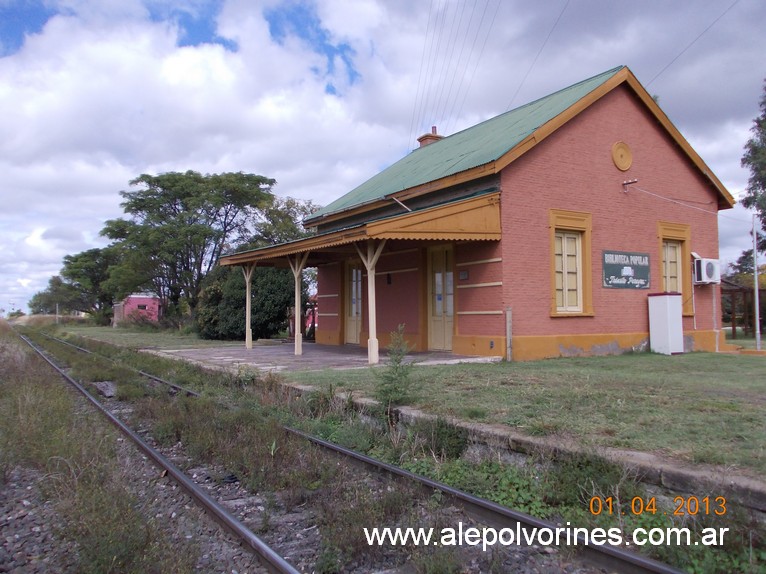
[307,66,625,223]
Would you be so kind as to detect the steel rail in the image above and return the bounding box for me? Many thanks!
[38,332,200,397]
[285,427,685,574]
[29,331,684,573]
[18,333,298,574]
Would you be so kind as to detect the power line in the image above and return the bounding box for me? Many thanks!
[433,0,469,129]
[647,0,741,86]
[451,0,501,133]
[631,185,758,227]
[408,0,502,146]
[506,0,570,111]
[408,0,438,150]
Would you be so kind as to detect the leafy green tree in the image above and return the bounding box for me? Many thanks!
[196,265,306,340]
[196,196,317,340]
[741,78,766,254]
[28,276,83,314]
[253,196,320,246]
[101,171,275,320]
[60,247,120,324]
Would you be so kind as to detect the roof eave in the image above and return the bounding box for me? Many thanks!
[308,66,734,228]
[620,69,735,209]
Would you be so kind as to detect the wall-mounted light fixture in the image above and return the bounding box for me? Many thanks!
[622,178,638,193]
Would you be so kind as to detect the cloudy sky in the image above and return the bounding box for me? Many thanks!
[1,0,764,314]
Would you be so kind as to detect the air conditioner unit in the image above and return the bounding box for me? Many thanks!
[693,258,721,284]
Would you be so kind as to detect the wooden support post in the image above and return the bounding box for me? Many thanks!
[354,239,387,364]
[288,252,310,356]
[242,264,256,350]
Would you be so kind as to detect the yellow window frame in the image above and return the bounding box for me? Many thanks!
[657,221,693,315]
[549,209,593,317]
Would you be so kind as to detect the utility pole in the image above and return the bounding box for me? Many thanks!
[754,215,761,351]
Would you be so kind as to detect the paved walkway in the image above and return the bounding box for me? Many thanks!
[155,340,500,372]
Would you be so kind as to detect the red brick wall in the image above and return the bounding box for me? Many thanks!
[364,248,421,336]
[454,242,505,336]
[500,85,721,338]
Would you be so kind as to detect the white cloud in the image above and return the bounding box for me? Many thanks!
[1,0,765,313]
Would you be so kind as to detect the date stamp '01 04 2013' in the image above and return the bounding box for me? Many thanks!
[589,496,727,517]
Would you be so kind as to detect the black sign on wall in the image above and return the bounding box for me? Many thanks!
[602,251,650,289]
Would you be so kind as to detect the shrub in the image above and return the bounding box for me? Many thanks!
[374,325,414,412]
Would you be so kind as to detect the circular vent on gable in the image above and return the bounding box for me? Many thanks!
[612,141,633,171]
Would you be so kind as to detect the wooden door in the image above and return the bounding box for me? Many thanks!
[428,245,454,350]
[345,262,363,344]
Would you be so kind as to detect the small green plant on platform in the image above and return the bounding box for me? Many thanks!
[374,324,414,415]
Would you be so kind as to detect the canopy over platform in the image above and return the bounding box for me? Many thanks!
[218,193,501,363]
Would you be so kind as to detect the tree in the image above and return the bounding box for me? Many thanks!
[252,196,320,246]
[196,196,318,340]
[28,276,83,314]
[101,171,275,320]
[741,78,766,254]
[196,265,306,340]
[60,247,120,323]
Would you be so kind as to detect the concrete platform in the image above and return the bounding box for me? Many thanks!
[153,340,500,373]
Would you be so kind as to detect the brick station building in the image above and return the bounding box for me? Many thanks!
[220,66,734,363]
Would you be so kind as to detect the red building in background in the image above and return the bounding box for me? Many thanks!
[112,293,162,326]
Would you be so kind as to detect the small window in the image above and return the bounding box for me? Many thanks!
[137,304,147,310]
[549,209,593,316]
[555,231,582,312]
[662,240,681,292]
[657,221,692,315]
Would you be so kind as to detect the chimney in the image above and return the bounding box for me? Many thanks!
[417,125,444,148]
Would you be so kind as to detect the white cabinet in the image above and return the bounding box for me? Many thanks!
[648,293,684,355]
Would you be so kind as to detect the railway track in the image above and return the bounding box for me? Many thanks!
[18,332,299,574]
[23,331,685,574]
[38,331,200,397]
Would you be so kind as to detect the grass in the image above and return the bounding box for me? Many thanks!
[724,328,764,350]
[288,352,766,475]
[55,324,766,474]
[0,320,198,573]
[23,322,765,573]
[60,324,242,349]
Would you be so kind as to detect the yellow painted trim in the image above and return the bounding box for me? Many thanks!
[456,310,504,315]
[369,267,418,277]
[457,281,503,289]
[456,257,502,267]
[308,68,733,230]
[426,244,456,350]
[221,194,501,267]
[453,335,505,357]
[345,260,363,344]
[366,193,501,241]
[419,249,429,351]
[220,227,367,266]
[315,329,341,346]
[380,248,419,258]
[512,332,648,361]
[365,331,426,352]
[508,330,723,361]
[657,221,693,316]
[549,209,593,316]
